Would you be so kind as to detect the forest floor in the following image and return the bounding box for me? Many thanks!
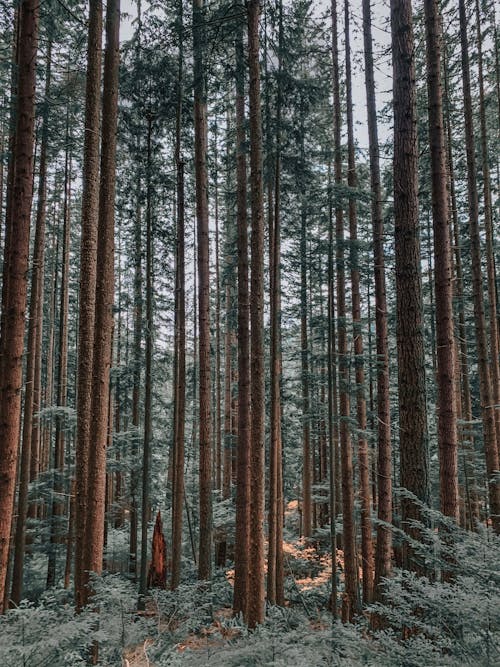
[122,532,340,666]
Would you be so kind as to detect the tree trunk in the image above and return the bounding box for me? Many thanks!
[74,0,103,609]
[83,0,120,602]
[47,119,72,589]
[362,0,394,581]
[138,112,153,609]
[0,0,39,612]
[10,39,51,605]
[474,0,500,450]
[171,0,185,590]
[458,0,500,533]
[193,0,212,581]
[391,0,429,568]
[247,0,265,628]
[233,7,251,616]
[423,0,459,521]
[345,0,374,604]
[331,0,358,620]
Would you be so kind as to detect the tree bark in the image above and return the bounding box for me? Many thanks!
[193,0,212,581]
[233,7,251,616]
[361,0,392,597]
[247,0,265,628]
[391,0,429,567]
[83,0,120,601]
[458,0,500,533]
[74,0,103,609]
[331,0,358,620]
[0,0,39,612]
[423,0,459,521]
[345,0,374,604]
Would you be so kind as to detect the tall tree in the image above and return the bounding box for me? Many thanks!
[0,0,39,612]
[10,39,52,605]
[233,7,251,617]
[83,0,120,601]
[331,0,358,620]
[74,0,103,608]
[458,0,500,533]
[247,0,265,628]
[391,0,429,568]
[171,0,185,591]
[361,0,392,597]
[193,0,212,580]
[423,0,458,521]
[345,0,374,603]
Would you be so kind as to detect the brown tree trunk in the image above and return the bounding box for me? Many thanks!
[474,0,500,451]
[344,0,374,604]
[0,0,39,612]
[458,0,500,533]
[74,0,103,609]
[331,0,358,620]
[47,122,72,589]
[247,0,265,628]
[171,0,185,590]
[10,40,51,605]
[83,0,120,602]
[193,0,212,581]
[361,0,392,598]
[233,7,251,616]
[391,0,429,568]
[267,0,284,607]
[300,119,312,540]
[138,112,153,609]
[423,0,459,521]
[148,512,167,589]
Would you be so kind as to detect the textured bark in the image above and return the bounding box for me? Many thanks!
[474,0,500,451]
[345,0,374,604]
[0,0,39,612]
[247,0,265,628]
[423,0,459,521]
[361,0,392,596]
[233,9,250,616]
[148,512,167,589]
[47,125,72,589]
[139,112,153,608]
[193,0,212,580]
[74,0,103,608]
[171,0,185,589]
[331,0,358,621]
[300,122,312,540]
[11,40,51,605]
[443,51,480,527]
[391,0,429,567]
[267,0,284,607]
[458,0,500,533]
[83,0,120,600]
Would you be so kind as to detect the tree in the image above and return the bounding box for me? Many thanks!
[391,0,429,570]
[331,0,358,620]
[423,0,458,521]
[74,0,103,608]
[361,0,392,598]
[458,0,500,533]
[193,0,212,580]
[247,0,265,628]
[345,0,373,604]
[0,0,39,612]
[233,5,251,617]
[83,0,120,602]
